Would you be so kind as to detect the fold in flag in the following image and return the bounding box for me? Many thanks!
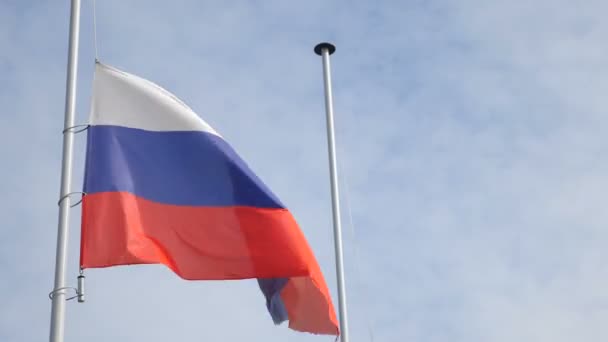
[80,62,339,335]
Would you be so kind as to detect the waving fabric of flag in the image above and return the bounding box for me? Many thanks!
[80,62,339,335]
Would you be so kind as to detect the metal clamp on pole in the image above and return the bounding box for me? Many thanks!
[57,191,86,208]
[62,124,90,134]
[48,287,78,301]
[48,272,85,304]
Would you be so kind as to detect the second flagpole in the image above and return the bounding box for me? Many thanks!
[315,42,350,342]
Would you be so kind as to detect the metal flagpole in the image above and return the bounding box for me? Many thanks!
[314,42,350,342]
[49,0,82,341]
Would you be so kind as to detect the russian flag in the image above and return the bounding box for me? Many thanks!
[80,62,339,335]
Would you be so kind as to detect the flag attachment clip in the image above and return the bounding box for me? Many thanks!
[77,272,85,303]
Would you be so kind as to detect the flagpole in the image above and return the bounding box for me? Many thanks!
[314,42,350,342]
[50,0,81,341]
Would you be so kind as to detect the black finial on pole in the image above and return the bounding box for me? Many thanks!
[314,42,336,56]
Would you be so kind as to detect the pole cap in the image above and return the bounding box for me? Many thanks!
[314,42,336,56]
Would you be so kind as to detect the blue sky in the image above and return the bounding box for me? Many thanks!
[2,0,608,341]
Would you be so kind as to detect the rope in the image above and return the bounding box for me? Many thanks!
[338,147,376,342]
[92,0,99,60]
